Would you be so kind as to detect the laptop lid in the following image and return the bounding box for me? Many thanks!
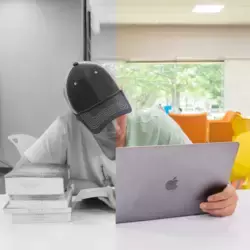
[116,142,239,223]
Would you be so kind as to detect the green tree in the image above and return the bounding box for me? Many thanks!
[102,62,223,111]
[194,64,224,107]
[146,63,198,110]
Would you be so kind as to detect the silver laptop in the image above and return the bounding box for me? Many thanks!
[116,142,239,224]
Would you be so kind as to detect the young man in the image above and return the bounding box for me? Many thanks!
[16,62,238,216]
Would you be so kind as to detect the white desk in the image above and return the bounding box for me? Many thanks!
[0,196,115,250]
[0,191,250,250]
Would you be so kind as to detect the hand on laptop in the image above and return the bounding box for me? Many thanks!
[200,185,238,217]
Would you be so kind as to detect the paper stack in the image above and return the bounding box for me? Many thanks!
[3,164,73,224]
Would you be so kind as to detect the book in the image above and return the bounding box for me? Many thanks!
[5,164,70,195]
[3,204,72,214]
[12,212,71,224]
[6,185,74,209]
[9,192,68,201]
[3,199,72,224]
[74,187,110,202]
[73,186,115,210]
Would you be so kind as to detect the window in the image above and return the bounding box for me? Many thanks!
[101,62,224,115]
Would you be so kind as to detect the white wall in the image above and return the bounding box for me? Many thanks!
[92,25,117,60]
[93,25,250,61]
[0,0,82,165]
[224,60,250,116]
[92,25,250,115]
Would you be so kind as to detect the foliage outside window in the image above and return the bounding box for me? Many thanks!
[101,62,224,115]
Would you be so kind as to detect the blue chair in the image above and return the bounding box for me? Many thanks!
[164,105,172,114]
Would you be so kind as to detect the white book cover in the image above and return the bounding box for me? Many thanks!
[5,164,70,195]
[5,178,65,195]
[5,164,69,177]
[7,185,74,209]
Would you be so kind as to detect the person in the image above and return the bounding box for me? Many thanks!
[16,62,238,216]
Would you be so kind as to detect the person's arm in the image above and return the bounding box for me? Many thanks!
[15,156,30,168]
[15,117,68,167]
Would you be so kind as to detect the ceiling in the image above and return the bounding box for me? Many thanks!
[90,0,250,25]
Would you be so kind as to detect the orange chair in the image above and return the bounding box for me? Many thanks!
[208,121,233,142]
[169,113,208,143]
[223,111,240,122]
[208,111,240,142]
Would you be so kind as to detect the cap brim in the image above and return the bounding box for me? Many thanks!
[78,91,132,134]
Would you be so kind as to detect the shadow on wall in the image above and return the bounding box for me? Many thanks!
[0,73,3,160]
[0,72,21,167]
[0,74,9,194]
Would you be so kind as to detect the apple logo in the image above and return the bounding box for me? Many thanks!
[165,177,178,191]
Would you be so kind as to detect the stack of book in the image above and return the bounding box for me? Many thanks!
[3,164,73,224]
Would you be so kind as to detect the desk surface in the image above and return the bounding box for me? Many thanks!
[0,191,250,250]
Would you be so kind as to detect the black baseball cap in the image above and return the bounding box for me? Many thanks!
[65,61,132,134]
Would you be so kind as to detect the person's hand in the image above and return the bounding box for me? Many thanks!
[200,185,238,217]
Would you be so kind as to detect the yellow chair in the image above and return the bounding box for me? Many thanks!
[229,113,250,189]
[208,111,250,189]
[231,132,250,189]
[232,113,250,139]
